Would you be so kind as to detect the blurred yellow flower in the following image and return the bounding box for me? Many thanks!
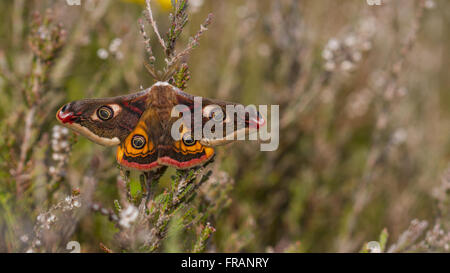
[156,0,173,11]
[121,0,173,11]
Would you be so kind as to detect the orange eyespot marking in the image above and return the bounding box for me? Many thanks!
[182,134,196,146]
[116,119,159,170]
[131,135,146,149]
[172,130,204,155]
[97,106,113,121]
[116,120,158,171]
[121,121,154,157]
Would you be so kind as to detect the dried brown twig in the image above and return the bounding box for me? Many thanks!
[11,11,66,197]
[144,0,167,52]
[140,0,212,82]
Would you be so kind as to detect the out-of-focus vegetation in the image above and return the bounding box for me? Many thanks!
[0,0,449,253]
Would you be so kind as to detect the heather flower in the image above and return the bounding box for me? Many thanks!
[119,205,139,228]
[322,17,376,72]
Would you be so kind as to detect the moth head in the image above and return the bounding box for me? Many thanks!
[56,98,131,146]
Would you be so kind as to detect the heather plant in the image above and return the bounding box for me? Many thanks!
[0,0,449,253]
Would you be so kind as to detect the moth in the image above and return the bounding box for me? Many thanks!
[56,82,265,171]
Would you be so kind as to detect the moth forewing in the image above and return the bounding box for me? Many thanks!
[199,103,264,147]
[56,90,150,146]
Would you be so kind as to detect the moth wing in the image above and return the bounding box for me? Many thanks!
[57,90,150,146]
[157,121,215,169]
[174,88,265,146]
[116,117,159,171]
[157,141,215,169]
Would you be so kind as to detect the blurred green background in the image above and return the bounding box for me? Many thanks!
[0,0,450,252]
